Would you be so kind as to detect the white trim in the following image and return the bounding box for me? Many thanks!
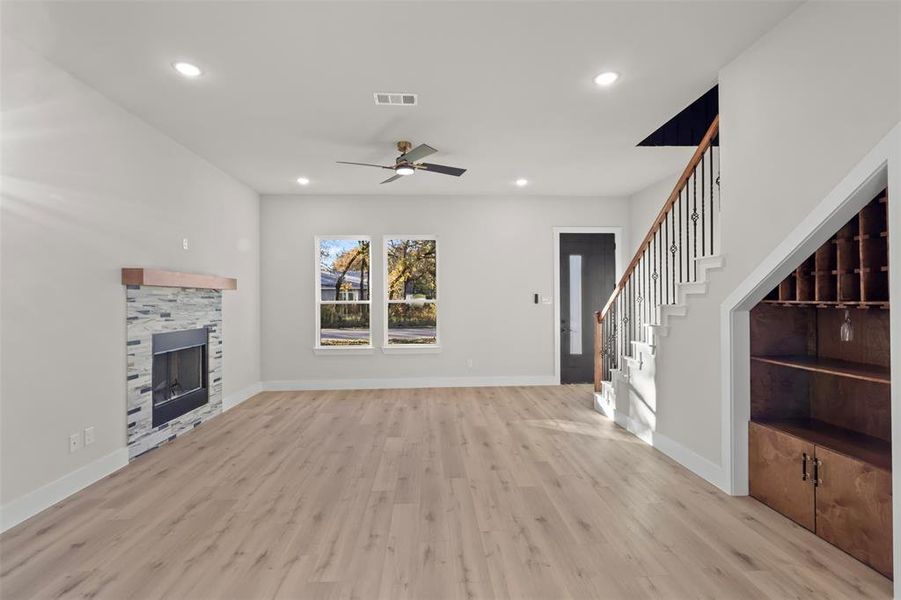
[720,122,900,497]
[553,226,624,384]
[314,346,375,355]
[612,410,728,492]
[593,391,615,419]
[382,235,440,349]
[314,235,373,350]
[264,375,556,391]
[0,448,129,533]
[382,345,443,354]
[222,382,264,411]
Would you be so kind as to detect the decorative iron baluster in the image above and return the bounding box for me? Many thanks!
[694,160,700,278]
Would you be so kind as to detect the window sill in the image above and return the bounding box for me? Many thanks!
[381,345,442,355]
[313,346,375,355]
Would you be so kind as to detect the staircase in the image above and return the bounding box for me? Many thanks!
[593,116,722,425]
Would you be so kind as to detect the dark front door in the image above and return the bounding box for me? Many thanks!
[560,233,616,384]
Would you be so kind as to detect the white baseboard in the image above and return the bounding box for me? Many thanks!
[612,411,728,493]
[652,431,728,493]
[222,382,264,411]
[264,375,558,391]
[0,448,128,533]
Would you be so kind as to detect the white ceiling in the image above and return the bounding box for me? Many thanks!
[2,1,798,197]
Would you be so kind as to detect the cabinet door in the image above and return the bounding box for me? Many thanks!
[814,446,893,579]
[749,422,816,531]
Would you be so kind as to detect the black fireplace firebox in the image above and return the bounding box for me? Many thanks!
[151,327,209,427]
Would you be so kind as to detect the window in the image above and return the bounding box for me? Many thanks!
[316,237,371,347]
[384,237,438,346]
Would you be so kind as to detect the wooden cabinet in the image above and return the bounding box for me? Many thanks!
[750,188,891,580]
[815,446,893,579]
[749,422,893,578]
[749,422,815,531]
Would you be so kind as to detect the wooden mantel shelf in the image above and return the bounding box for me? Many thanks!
[122,268,237,291]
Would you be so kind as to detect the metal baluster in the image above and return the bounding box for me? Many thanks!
[694,160,700,278]
[663,214,668,304]
[701,148,707,256]
[677,191,683,286]
[710,145,714,255]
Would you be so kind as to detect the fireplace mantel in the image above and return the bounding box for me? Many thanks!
[121,268,237,290]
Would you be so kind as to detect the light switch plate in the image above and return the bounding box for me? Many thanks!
[84,426,95,446]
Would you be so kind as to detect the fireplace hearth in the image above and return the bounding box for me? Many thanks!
[151,328,209,427]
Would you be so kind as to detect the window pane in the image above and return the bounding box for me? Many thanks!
[387,304,437,345]
[320,304,370,346]
[386,239,437,301]
[569,254,582,355]
[320,239,370,301]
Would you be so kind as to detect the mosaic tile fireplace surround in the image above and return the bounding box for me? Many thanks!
[123,269,236,460]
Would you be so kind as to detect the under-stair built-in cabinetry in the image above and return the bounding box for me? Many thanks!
[750,189,892,579]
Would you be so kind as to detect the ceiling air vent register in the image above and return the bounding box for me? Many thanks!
[373,92,418,106]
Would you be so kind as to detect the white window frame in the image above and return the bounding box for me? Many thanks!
[383,235,441,353]
[314,235,373,354]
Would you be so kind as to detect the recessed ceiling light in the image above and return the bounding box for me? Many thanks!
[515,178,529,187]
[173,62,202,78]
[594,71,619,86]
[296,176,310,186]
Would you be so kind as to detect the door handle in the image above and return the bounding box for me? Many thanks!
[801,452,808,481]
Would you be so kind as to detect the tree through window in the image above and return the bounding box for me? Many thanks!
[385,238,438,346]
[317,238,371,347]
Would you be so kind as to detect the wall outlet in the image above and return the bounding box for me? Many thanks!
[84,426,95,446]
[182,238,189,250]
[69,433,82,453]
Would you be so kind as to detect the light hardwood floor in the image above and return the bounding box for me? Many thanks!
[0,385,892,599]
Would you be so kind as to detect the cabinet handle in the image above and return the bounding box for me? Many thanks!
[813,458,823,487]
[801,452,809,481]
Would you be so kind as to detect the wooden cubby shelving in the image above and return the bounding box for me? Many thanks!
[750,189,892,580]
[763,190,889,308]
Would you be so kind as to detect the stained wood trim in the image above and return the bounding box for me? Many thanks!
[121,268,238,291]
[752,418,891,473]
[761,300,889,309]
[750,355,890,385]
[600,115,719,319]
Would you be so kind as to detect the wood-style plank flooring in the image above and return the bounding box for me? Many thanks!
[0,385,892,599]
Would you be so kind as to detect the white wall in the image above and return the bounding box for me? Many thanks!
[261,194,629,387]
[627,172,680,257]
[0,40,261,514]
[650,2,900,465]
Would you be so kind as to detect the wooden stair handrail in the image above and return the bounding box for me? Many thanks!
[599,115,720,320]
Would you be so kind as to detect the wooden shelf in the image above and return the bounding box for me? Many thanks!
[762,300,889,309]
[121,268,237,291]
[752,418,891,472]
[751,354,890,384]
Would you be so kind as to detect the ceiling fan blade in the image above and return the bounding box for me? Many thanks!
[336,161,392,170]
[399,144,437,163]
[380,174,404,184]
[417,162,467,177]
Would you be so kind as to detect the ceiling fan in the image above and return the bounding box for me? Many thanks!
[337,141,467,184]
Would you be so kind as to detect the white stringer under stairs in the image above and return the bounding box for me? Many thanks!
[594,116,722,392]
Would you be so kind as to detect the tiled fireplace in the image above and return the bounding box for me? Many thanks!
[124,269,235,460]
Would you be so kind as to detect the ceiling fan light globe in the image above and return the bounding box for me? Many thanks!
[396,165,415,176]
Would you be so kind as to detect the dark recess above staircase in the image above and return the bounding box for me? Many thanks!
[639,85,719,147]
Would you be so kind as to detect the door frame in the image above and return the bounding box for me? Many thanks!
[553,226,624,385]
